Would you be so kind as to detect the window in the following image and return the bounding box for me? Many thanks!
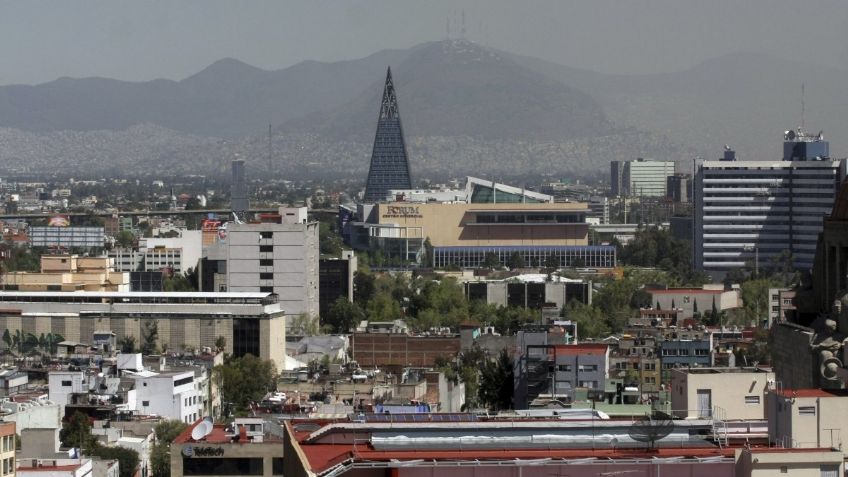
[821,464,839,477]
[272,458,285,475]
[578,365,598,372]
[260,231,273,239]
[557,365,572,372]
[142,401,150,407]
[259,272,273,280]
[662,349,678,356]
[799,406,816,415]
[260,286,274,293]
[780,466,787,473]
[61,380,72,386]
[695,349,710,356]
[579,380,597,389]
[678,349,690,356]
[744,396,760,405]
[259,245,273,253]
[259,259,273,266]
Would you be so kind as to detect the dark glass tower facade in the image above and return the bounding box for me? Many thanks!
[363,68,412,203]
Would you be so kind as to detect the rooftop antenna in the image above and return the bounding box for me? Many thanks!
[801,82,805,131]
[461,10,466,39]
[268,124,273,176]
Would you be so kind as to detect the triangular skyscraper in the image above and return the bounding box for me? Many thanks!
[363,67,412,203]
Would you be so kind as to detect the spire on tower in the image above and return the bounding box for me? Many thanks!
[363,67,412,203]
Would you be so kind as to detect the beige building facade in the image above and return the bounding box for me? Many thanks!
[671,367,775,420]
[3,255,129,292]
[0,292,286,370]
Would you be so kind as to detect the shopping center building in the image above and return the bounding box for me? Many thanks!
[346,177,616,268]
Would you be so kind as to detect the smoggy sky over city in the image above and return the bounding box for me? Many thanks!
[2,0,848,86]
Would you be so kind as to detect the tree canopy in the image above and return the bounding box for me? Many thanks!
[213,354,278,415]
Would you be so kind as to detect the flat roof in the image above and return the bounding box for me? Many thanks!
[776,389,840,398]
[0,291,271,299]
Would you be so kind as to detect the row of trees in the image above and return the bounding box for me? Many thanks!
[322,268,541,334]
[1,330,64,355]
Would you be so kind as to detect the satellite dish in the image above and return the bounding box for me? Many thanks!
[191,420,213,441]
[191,424,206,441]
[786,130,796,141]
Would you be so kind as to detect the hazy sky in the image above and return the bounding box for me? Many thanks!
[2,0,848,85]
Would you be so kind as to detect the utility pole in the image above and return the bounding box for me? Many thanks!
[268,124,273,176]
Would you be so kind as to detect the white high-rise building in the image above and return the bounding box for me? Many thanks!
[225,207,319,323]
[695,136,845,273]
[610,158,676,197]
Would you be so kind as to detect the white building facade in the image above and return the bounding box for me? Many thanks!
[132,371,202,423]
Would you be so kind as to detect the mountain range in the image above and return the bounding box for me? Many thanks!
[0,40,845,179]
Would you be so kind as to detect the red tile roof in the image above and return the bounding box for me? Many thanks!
[552,343,608,355]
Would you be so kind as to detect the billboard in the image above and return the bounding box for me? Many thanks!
[48,215,70,227]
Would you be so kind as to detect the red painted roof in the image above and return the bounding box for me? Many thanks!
[17,465,82,471]
[776,389,836,398]
[297,443,735,474]
[173,421,281,445]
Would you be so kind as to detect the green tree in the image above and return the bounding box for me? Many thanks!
[213,354,278,415]
[164,273,194,291]
[563,300,610,339]
[118,336,136,353]
[482,252,501,269]
[353,270,376,307]
[318,221,343,257]
[141,320,159,355]
[479,348,514,410]
[544,253,559,269]
[422,237,434,267]
[90,446,139,477]
[290,313,319,336]
[60,411,99,454]
[1,330,10,350]
[507,252,525,270]
[115,230,135,248]
[150,420,189,477]
[365,291,403,322]
[324,297,365,333]
[214,336,226,352]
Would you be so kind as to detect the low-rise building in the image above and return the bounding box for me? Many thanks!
[0,422,14,477]
[648,285,741,320]
[670,367,774,420]
[2,256,129,292]
[734,447,843,477]
[769,388,848,455]
[130,370,203,424]
[17,459,92,477]
[0,291,286,370]
[170,418,283,477]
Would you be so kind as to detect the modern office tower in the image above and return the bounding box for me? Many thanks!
[610,158,675,197]
[231,159,248,219]
[363,67,412,203]
[695,130,845,273]
[626,158,676,197]
[610,161,624,197]
[667,174,691,203]
[318,250,357,321]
